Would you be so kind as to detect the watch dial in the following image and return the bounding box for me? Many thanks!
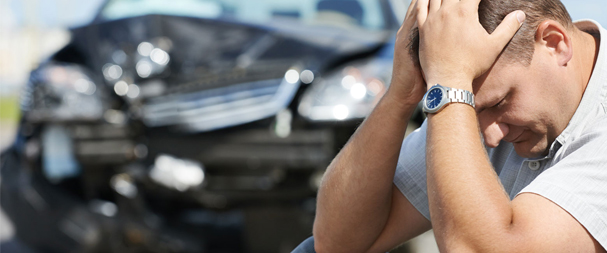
[426,88,443,109]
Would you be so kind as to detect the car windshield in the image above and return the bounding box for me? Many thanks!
[100,0,388,31]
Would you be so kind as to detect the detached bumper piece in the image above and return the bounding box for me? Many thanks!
[145,124,336,207]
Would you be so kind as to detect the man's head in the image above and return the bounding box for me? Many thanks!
[409,0,573,66]
[409,0,597,158]
[477,0,573,65]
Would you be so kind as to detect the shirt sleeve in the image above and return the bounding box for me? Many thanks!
[393,120,431,220]
[518,116,607,249]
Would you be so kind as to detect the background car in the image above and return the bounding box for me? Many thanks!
[1,0,414,252]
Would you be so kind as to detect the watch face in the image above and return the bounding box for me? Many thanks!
[426,87,443,109]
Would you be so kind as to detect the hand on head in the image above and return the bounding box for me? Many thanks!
[393,0,525,97]
[416,0,525,91]
[389,0,428,106]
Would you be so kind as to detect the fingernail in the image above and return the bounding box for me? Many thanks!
[517,11,526,24]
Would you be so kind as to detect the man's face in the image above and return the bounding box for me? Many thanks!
[473,55,578,158]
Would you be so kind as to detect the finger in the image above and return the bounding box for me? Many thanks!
[417,0,429,26]
[441,0,459,5]
[466,0,482,8]
[463,0,482,12]
[400,0,418,32]
[429,0,442,13]
[490,10,526,51]
[406,0,418,18]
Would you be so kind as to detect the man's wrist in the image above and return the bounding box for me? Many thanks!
[425,77,474,92]
[383,88,420,117]
[423,84,475,115]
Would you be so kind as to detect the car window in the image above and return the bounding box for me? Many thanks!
[101,0,388,30]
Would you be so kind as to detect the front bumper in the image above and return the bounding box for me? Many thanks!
[0,116,348,252]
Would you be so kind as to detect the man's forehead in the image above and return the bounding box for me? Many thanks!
[472,70,510,113]
[472,58,525,94]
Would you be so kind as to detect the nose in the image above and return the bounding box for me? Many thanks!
[481,121,509,148]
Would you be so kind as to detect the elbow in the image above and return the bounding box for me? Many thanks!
[313,239,327,253]
[312,224,333,253]
[313,232,373,253]
[314,237,359,253]
[312,226,353,253]
[312,206,342,252]
[313,234,335,253]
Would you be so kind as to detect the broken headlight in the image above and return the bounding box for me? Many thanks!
[298,58,391,121]
[22,63,105,122]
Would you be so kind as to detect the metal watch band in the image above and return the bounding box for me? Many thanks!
[445,87,475,108]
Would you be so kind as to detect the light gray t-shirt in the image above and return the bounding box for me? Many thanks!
[393,20,607,249]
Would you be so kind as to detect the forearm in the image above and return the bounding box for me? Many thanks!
[313,89,417,252]
[426,104,514,252]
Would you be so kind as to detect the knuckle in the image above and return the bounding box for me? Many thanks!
[439,9,450,19]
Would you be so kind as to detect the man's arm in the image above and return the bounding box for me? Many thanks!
[416,0,605,251]
[366,185,432,252]
[426,104,604,252]
[313,1,432,252]
[313,90,430,252]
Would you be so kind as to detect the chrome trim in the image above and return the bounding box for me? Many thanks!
[142,78,300,132]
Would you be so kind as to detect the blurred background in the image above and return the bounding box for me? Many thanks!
[0,0,605,252]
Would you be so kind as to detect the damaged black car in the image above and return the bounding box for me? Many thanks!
[1,0,414,252]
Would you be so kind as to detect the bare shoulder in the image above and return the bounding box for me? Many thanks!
[512,193,606,253]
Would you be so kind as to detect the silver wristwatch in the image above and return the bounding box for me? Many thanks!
[422,84,475,114]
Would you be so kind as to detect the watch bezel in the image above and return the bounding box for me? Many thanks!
[422,84,448,114]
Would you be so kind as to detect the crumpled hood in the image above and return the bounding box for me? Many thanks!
[69,14,391,93]
[63,14,392,132]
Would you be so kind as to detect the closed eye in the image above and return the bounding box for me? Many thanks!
[492,97,506,109]
[476,95,507,115]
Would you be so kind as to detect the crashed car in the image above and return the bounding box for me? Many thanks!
[1,0,414,252]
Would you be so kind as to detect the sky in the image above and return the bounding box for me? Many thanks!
[561,0,607,25]
[3,0,607,29]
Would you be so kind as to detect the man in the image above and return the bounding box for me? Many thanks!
[294,0,607,252]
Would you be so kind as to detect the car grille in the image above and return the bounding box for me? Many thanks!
[142,78,300,132]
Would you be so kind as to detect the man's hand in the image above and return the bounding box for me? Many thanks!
[389,0,426,107]
[416,0,525,91]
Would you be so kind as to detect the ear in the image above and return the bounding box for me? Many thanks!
[535,20,573,66]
